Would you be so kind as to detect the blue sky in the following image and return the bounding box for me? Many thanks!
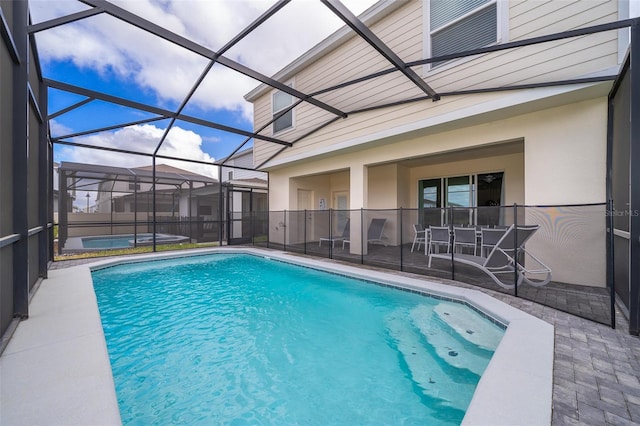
[30,0,378,177]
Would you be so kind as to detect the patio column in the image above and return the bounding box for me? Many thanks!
[349,163,368,255]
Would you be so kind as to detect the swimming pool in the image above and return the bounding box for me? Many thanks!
[81,233,189,249]
[92,253,505,425]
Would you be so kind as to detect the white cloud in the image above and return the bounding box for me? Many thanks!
[49,119,74,137]
[30,0,378,122]
[57,124,218,178]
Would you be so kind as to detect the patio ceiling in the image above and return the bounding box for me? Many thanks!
[21,1,637,170]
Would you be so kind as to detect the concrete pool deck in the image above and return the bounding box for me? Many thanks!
[1,247,637,425]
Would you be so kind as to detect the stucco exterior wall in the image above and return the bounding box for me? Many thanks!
[524,98,607,205]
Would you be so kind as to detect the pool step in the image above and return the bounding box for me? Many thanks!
[409,305,492,377]
[385,311,474,411]
[433,303,503,351]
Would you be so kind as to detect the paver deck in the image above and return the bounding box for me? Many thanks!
[42,250,640,425]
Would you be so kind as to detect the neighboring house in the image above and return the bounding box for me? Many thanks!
[217,148,269,242]
[57,162,218,245]
[244,1,635,313]
[217,147,269,215]
[60,162,218,216]
[58,157,268,244]
[219,147,266,184]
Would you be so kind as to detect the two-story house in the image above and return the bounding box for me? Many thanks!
[244,0,637,329]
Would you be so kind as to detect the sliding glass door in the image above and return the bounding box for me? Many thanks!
[446,175,474,225]
[419,178,442,226]
[418,172,504,225]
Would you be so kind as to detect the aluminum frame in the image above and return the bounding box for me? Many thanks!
[2,0,639,335]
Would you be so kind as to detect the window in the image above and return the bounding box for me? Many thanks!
[427,0,500,67]
[198,205,212,216]
[128,180,140,191]
[272,88,294,134]
[418,172,504,225]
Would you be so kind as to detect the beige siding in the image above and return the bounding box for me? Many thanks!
[254,140,281,167]
[366,0,423,63]
[265,91,508,161]
[253,94,281,165]
[252,0,619,167]
[296,33,389,95]
[510,0,618,40]
[314,72,424,112]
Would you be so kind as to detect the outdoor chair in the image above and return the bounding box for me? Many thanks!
[411,224,426,252]
[428,224,552,289]
[343,218,387,249]
[319,219,350,248]
[427,226,450,256]
[453,227,477,256]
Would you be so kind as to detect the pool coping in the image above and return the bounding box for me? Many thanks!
[0,247,554,425]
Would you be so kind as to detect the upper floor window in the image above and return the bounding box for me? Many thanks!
[128,180,140,191]
[272,88,294,134]
[428,0,499,67]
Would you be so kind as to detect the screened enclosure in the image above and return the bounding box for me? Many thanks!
[2,0,640,351]
[56,161,268,253]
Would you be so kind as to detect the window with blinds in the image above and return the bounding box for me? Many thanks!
[429,0,497,66]
[272,89,294,134]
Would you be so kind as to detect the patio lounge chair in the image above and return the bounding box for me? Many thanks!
[428,224,552,289]
[343,218,387,249]
[319,219,350,248]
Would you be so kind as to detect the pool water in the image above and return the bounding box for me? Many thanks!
[82,235,146,249]
[82,234,186,249]
[92,254,504,425]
